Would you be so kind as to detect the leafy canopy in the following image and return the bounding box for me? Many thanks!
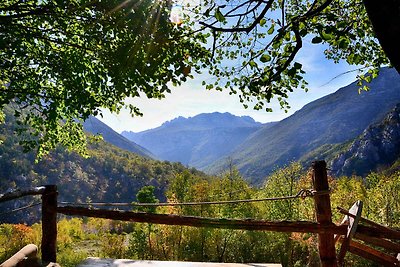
[0,0,391,157]
[191,0,389,110]
[0,0,209,157]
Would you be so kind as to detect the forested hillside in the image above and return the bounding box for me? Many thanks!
[2,163,399,267]
[207,68,400,184]
[329,103,400,176]
[0,107,205,224]
[2,102,400,266]
[83,116,155,158]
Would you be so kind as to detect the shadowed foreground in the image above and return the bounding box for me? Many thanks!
[77,258,282,267]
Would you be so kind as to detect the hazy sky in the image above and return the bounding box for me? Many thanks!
[99,42,360,133]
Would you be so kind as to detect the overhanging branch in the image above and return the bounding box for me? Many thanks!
[199,0,274,34]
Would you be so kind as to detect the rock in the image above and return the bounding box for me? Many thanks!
[330,103,400,177]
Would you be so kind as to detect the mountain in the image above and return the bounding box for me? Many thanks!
[121,112,267,170]
[329,103,400,177]
[83,116,154,158]
[206,67,400,184]
[0,109,205,224]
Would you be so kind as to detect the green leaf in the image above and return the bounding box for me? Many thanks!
[321,31,333,41]
[259,18,267,27]
[337,21,347,29]
[214,8,226,22]
[311,36,322,44]
[353,54,362,64]
[338,38,350,49]
[267,24,274,35]
[284,31,291,41]
[260,54,271,63]
[293,62,302,69]
[249,60,257,68]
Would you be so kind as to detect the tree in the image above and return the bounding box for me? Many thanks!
[135,185,159,213]
[363,0,400,72]
[134,185,159,259]
[190,0,395,112]
[0,0,209,157]
[1,0,398,157]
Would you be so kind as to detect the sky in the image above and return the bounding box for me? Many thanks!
[98,40,360,134]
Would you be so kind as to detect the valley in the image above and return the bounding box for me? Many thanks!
[122,68,400,184]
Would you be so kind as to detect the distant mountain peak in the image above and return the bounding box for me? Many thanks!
[160,116,187,127]
[121,112,264,169]
[156,112,262,130]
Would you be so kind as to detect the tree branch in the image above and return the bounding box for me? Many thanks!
[199,0,274,34]
[270,25,302,82]
[301,0,334,19]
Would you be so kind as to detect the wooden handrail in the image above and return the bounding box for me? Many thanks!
[337,207,400,240]
[0,244,39,267]
[6,161,398,267]
[58,205,348,234]
[0,187,46,203]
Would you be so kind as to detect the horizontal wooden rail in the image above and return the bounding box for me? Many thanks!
[0,187,46,203]
[347,239,399,266]
[58,206,347,234]
[0,244,39,267]
[337,207,400,240]
[355,233,400,252]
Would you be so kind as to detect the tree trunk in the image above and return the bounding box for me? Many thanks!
[363,0,400,73]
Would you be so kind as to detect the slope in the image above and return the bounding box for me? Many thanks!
[83,116,154,158]
[0,109,204,224]
[329,103,400,177]
[206,67,400,184]
[122,112,268,169]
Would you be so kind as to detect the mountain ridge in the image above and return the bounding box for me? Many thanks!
[329,103,400,177]
[83,116,155,158]
[0,109,204,224]
[122,112,264,135]
[111,68,399,184]
[206,67,400,184]
[122,112,269,169]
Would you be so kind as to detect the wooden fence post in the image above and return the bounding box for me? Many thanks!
[312,161,337,267]
[41,185,57,264]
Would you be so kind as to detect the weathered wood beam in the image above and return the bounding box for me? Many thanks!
[337,207,400,240]
[355,225,400,240]
[57,206,348,234]
[0,244,39,267]
[312,161,337,267]
[0,186,46,203]
[41,185,58,265]
[355,233,400,253]
[347,239,399,266]
[337,201,363,266]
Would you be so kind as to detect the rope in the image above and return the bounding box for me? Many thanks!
[0,202,41,216]
[59,188,330,208]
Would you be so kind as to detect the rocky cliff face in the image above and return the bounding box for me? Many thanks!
[330,103,400,177]
[206,67,400,183]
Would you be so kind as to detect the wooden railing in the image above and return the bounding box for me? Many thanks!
[0,244,40,267]
[1,160,399,267]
